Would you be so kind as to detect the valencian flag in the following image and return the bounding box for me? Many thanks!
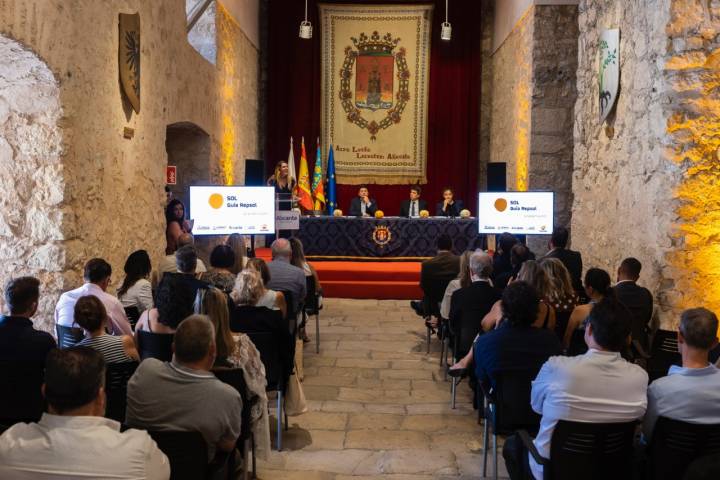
[312,138,326,211]
[296,137,314,211]
[326,144,337,214]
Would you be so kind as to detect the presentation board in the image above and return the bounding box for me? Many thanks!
[190,186,275,235]
[477,192,554,235]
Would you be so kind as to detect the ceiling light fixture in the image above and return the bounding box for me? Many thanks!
[299,0,313,39]
[441,0,452,41]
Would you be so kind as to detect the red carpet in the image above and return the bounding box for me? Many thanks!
[255,248,422,299]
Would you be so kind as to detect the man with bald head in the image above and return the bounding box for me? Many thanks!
[156,233,207,278]
[126,315,242,460]
[449,251,500,355]
[266,239,306,313]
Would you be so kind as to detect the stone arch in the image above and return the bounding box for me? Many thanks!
[0,34,65,331]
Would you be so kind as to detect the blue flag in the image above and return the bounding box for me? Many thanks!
[326,145,337,214]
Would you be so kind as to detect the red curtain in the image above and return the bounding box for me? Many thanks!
[265,0,482,216]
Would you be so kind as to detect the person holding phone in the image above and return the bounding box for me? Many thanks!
[165,199,193,254]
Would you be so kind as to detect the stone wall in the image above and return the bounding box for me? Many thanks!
[478,0,495,191]
[489,8,533,190]
[0,0,259,331]
[572,0,679,325]
[0,35,65,320]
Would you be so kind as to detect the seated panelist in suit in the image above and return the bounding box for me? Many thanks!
[399,185,428,218]
[436,187,464,217]
[349,186,378,217]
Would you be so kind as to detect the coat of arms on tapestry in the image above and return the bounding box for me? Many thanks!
[320,4,433,185]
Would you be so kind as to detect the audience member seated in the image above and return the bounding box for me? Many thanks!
[156,233,207,280]
[290,237,322,342]
[126,315,242,461]
[643,307,720,440]
[266,239,307,314]
[492,233,518,282]
[563,268,612,352]
[0,347,170,479]
[494,243,531,291]
[542,226,583,297]
[440,250,473,320]
[225,233,248,275]
[117,249,154,313]
[503,296,648,480]
[539,257,578,338]
[200,244,237,293]
[196,287,271,459]
[435,187,464,217]
[74,295,139,363]
[55,258,132,336]
[411,234,460,321]
[614,257,654,352]
[0,276,56,423]
[135,269,199,335]
[472,282,562,387]
[165,198,193,255]
[448,251,500,356]
[481,261,556,332]
[242,258,287,318]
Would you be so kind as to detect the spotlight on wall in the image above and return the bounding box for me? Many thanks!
[299,0,312,39]
[441,0,452,41]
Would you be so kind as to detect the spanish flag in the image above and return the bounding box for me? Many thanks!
[312,138,326,211]
[297,137,314,211]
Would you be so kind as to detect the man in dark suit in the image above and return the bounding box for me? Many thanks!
[410,234,460,319]
[348,185,378,217]
[614,257,654,351]
[543,227,583,295]
[436,187,464,217]
[449,251,501,355]
[399,185,428,217]
[0,276,56,424]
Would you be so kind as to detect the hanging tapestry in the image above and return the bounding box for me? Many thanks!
[320,4,433,185]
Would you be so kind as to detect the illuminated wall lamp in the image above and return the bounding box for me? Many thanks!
[441,0,452,41]
[299,0,312,39]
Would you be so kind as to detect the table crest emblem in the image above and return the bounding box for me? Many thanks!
[372,225,392,246]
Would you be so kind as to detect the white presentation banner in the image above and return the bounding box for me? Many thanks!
[477,192,554,235]
[190,186,275,235]
[276,211,300,230]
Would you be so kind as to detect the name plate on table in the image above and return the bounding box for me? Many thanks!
[276,211,300,230]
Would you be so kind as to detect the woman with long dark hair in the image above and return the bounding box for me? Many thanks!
[165,198,192,254]
[563,268,613,352]
[117,250,153,313]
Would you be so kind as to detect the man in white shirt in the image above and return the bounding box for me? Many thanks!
[644,307,720,440]
[0,347,170,479]
[156,232,207,278]
[503,297,648,480]
[55,258,132,336]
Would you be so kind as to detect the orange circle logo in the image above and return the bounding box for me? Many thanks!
[208,193,224,209]
[494,198,508,212]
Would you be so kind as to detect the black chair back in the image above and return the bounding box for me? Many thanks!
[279,290,297,335]
[554,310,572,342]
[304,276,321,315]
[567,328,588,357]
[124,306,141,330]
[648,417,720,480]
[245,331,286,392]
[137,330,174,362]
[148,430,209,480]
[546,420,636,480]
[56,324,84,348]
[422,275,455,317]
[488,369,541,435]
[0,360,45,425]
[212,367,254,441]
[648,329,681,382]
[105,361,139,423]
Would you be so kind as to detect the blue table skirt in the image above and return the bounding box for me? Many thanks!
[296,216,486,260]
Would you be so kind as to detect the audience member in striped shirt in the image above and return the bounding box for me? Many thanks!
[74,295,139,363]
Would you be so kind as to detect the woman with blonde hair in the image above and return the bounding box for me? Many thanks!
[480,260,556,332]
[243,258,287,318]
[539,257,578,338]
[225,233,248,275]
[194,286,271,459]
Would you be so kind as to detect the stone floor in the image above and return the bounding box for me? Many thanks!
[256,298,509,479]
